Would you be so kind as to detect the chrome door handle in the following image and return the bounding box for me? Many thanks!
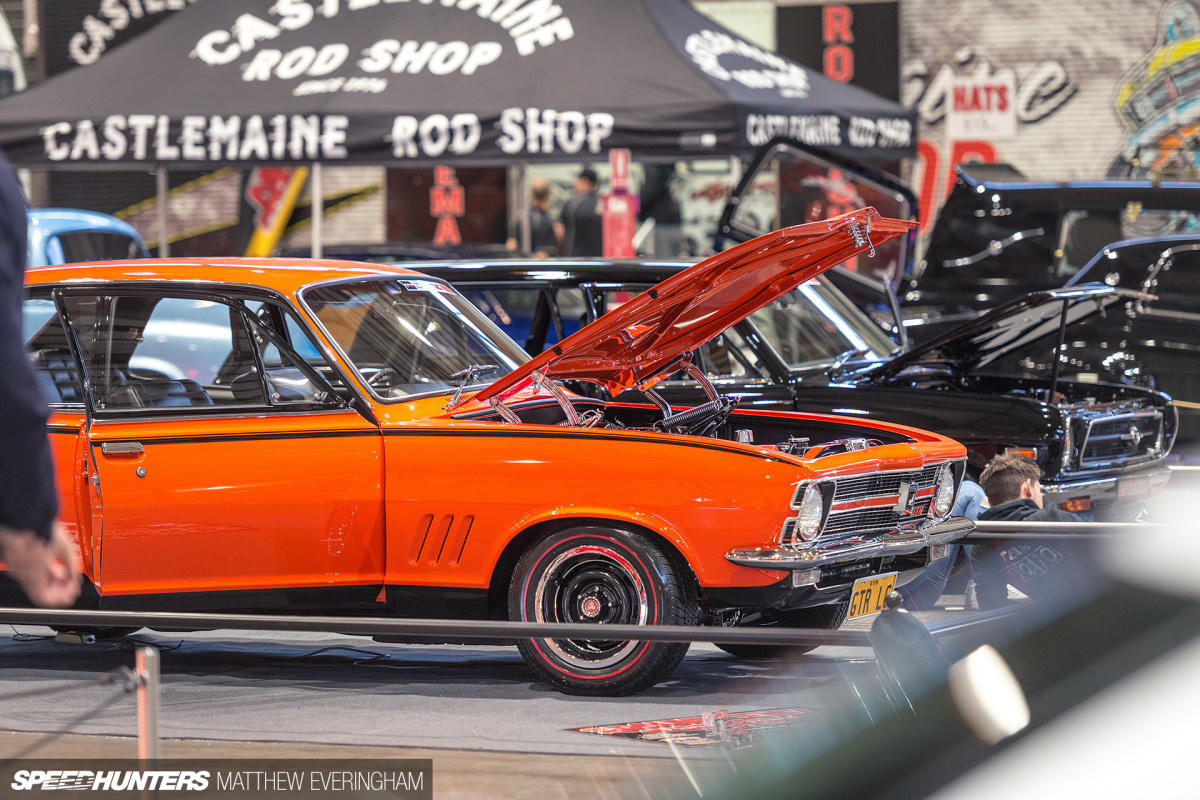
[101,442,144,455]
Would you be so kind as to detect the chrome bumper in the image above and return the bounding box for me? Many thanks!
[725,515,974,571]
[1041,463,1172,507]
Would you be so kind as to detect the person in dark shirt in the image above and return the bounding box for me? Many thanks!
[972,452,1081,610]
[0,150,79,607]
[507,178,558,257]
[556,168,602,257]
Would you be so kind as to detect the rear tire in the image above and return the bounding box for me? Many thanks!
[715,602,849,659]
[509,526,698,696]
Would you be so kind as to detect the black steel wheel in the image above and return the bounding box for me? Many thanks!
[715,602,849,659]
[509,526,697,696]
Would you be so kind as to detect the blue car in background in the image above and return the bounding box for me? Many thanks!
[27,208,148,268]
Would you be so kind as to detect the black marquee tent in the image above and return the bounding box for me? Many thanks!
[0,0,916,168]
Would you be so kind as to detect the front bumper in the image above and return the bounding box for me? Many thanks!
[1042,463,1172,516]
[724,515,974,571]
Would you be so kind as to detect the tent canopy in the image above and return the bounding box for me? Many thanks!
[0,0,916,168]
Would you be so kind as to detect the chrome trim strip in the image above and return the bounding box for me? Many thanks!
[727,516,974,570]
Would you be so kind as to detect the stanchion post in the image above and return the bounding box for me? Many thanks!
[136,647,161,761]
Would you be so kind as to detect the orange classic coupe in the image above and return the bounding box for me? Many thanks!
[17,208,970,694]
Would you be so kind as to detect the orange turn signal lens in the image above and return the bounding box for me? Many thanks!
[1010,448,1037,460]
[1058,497,1090,513]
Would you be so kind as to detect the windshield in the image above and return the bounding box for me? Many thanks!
[301,277,529,400]
[747,278,899,371]
[725,142,915,285]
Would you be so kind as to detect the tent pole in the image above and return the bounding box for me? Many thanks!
[311,162,323,259]
[520,162,531,254]
[155,166,169,257]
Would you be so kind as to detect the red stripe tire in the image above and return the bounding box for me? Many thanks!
[509,526,697,696]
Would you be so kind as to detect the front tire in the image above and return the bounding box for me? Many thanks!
[509,526,697,696]
[716,602,849,659]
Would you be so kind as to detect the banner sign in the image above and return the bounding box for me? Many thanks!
[40,0,198,78]
[945,74,1018,141]
[0,0,917,167]
[776,3,902,102]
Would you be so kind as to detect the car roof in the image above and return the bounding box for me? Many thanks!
[408,258,696,285]
[23,257,439,295]
[27,207,143,238]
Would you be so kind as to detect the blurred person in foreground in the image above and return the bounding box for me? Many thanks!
[972,452,1082,610]
[506,178,558,257]
[0,150,79,607]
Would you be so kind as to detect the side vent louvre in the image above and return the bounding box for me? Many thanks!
[411,514,474,566]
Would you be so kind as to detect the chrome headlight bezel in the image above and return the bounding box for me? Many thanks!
[781,480,834,545]
[933,466,956,518]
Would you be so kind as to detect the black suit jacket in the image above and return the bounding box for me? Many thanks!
[0,151,56,542]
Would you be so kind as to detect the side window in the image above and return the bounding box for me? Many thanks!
[695,329,766,380]
[24,293,84,406]
[1145,252,1200,317]
[462,286,548,351]
[240,303,347,405]
[61,293,338,412]
[1055,210,1125,278]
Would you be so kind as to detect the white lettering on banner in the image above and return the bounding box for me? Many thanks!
[496,108,614,156]
[685,29,810,99]
[746,114,841,148]
[390,114,481,158]
[192,0,572,73]
[41,115,351,162]
[68,0,198,67]
[357,40,501,76]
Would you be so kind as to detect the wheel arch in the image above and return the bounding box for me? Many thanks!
[486,516,698,621]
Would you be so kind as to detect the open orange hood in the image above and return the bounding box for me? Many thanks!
[454,207,915,411]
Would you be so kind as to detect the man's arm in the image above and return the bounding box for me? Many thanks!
[0,151,80,607]
[0,523,79,608]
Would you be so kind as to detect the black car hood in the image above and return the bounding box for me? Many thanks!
[863,283,1150,381]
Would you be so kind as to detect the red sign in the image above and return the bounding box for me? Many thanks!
[246,167,294,231]
[429,165,464,246]
[602,193,636,258]
[609,148,631,193]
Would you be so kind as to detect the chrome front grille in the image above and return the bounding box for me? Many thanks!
[1079,411,1163,469]
[818,465,946,544]
[822,507,912,537]
[832,465,941,503]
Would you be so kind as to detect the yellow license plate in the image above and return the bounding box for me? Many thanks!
[847,572,898,620]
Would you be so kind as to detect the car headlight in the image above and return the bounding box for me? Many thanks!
[796,484,825,541]
[933,467,956,517]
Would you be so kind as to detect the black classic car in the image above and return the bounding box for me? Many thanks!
[1056,235,1200,450]
[900,164,1200,340]
[409,258,1175,521]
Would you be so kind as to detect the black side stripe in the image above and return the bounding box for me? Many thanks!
[90,429,380,447]
[380,427,794,464]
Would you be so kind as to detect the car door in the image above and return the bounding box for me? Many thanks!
[59,285,385,605]
[22,289,96,582]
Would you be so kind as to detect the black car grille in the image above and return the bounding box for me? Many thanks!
[1080,412,1162,468]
